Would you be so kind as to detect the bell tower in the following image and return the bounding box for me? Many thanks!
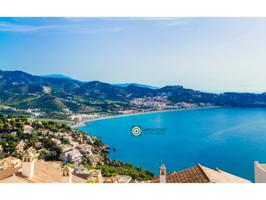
[62,166,73,183]
[22,152,35,179]
[159,163,166,183]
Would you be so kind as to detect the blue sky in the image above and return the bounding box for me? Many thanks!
[1,17,266,93]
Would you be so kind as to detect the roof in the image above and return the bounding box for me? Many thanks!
[153,164,251,183]
[0,174,31,183]
[160,163,166,170]
[0,167,21,181]
[200,165,250,183]
[60,144,73,153]
[23,125,33,131]
[103,175,132,183]
[255,162,266,171]
[0,161,87,183]
[0,156,22,169]
[104,176,120,183]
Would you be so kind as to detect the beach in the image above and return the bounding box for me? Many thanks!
[72,106,221,129]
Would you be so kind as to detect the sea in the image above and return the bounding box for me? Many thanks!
[78,107,266,182]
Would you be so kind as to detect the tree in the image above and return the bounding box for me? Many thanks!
[3,123,10,131]
[14,122,23,129]
[61,138,70,144]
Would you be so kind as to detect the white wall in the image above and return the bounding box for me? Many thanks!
[22,161,35,179]
[254,161,266,183]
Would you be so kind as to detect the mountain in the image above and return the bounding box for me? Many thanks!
[113,83,159,89]
[1,69,266,115]
[39,74,76,81]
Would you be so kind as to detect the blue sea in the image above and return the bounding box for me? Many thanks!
[78,107,266,181]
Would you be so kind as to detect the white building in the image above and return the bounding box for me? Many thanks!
[77,144,93,157]
[69,114,98,123]
[59,146,83,163]
[22,152,36,179]
[23,125,33,134]
[254,161,266,183]
[51,138,62,146]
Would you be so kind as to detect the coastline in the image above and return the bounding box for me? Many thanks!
[72,106,221,129]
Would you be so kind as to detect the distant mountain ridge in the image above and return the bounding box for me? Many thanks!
[40,75,158,89]
[1,69,266,113]
[39,74,77,81]
[113,83,159,89]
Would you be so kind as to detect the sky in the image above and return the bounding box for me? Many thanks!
[1,17,266,93]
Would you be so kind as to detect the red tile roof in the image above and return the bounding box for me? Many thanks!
[153,164,251,183]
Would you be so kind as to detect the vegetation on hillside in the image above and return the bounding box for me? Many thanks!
[1,70,266,117]
[0,114,70,160]
[0,114,154,181]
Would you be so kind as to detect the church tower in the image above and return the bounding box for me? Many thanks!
[159,163,167,183]
[62,166,73,183]
[22,152,35,179]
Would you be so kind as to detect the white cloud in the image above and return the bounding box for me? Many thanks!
[0,22,60,32]
[0,21,127,33]
[127,17,191,27]
[0,18,191,34]
[162,20,189,27]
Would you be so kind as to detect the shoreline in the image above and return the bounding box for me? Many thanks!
[72,106,221,129]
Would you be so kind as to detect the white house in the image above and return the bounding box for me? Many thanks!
[23,125,33,134]
[59,147,83,163]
